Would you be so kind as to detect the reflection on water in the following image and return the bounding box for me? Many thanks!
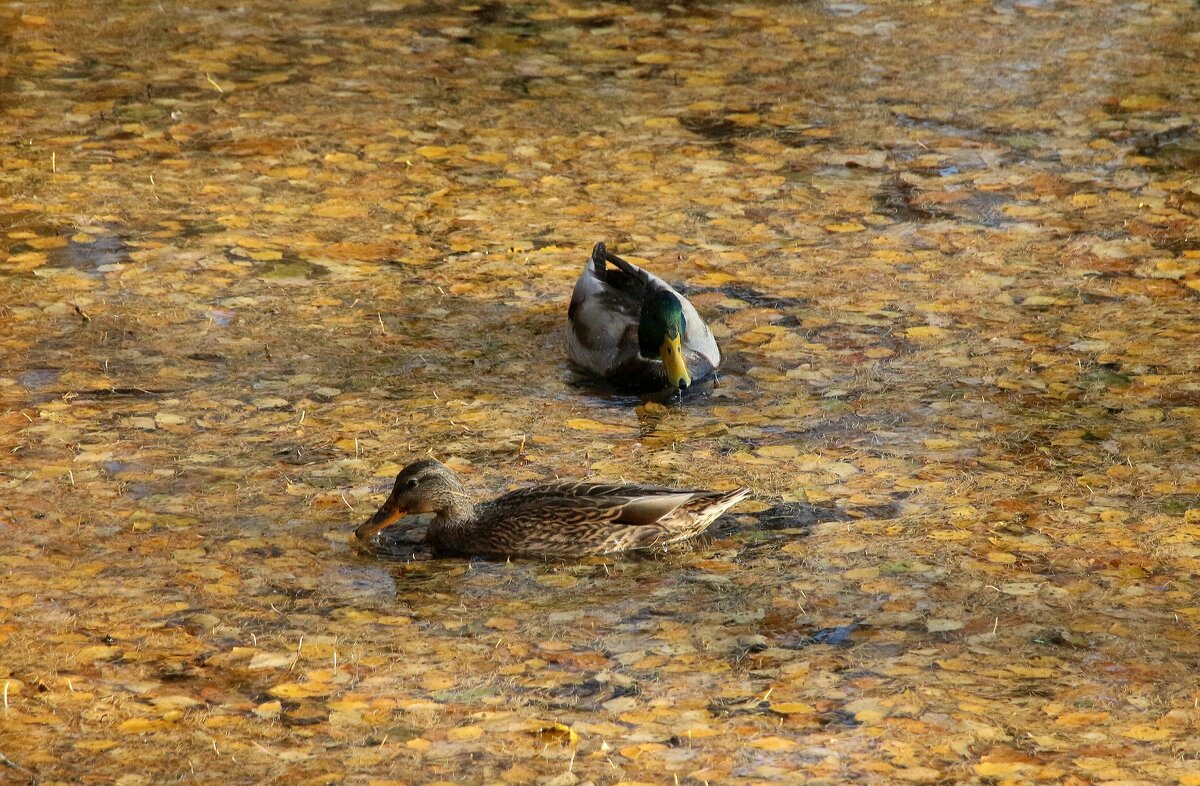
[47,231,129,274]
[18,367,60,390]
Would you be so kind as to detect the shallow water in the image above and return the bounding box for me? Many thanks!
[1,1,1199,784]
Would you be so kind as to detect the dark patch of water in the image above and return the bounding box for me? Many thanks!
[679,115,745,146]
[873,177,953,223]
[320,565,397,603]
[1032,628,1093,650]
[45,232,129,274]
[819,708,863,728]
[675,282,811,310]
[751,502,846,532]
[18,368,61,390]
[1160,495,1200,515]
[707,694,770,717]
[779,623,863,649]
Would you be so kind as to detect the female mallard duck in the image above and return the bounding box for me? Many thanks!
[355,459,749,558]
[567,242,720,392]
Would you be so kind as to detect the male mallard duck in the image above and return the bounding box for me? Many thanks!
[567,242,720,392]
[355,459,749,558]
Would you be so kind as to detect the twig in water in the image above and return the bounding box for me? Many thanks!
[0,750,32,775]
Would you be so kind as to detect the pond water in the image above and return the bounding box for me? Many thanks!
[1,1,1198,784]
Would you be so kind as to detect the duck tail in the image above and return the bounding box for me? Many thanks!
[601,246,646,281]
[590,242,608,279]
[712,487,752,516]
[683,487,751,531]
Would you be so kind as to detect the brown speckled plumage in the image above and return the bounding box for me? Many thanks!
[355,459,749,559]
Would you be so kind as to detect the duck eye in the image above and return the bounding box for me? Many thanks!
[405,478,419,490]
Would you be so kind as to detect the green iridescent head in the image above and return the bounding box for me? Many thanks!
[638,290,690,389]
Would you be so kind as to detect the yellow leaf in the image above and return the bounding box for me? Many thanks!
[311,200,368,219]
[525,720,579,745]
[248,652,294,670]
[729,450,775,465]
[1119,724,1173,741]
[695,272,737,286]
[269,681,332,699]
[485,617,519,631]
[254,701,282,719]
[719,113,759,129]
[748,736,798,751]
[681,726,721,738]
[74,740,120,752]
[804,488,832,503]
[935,657,972,672]
[756,445,799,458]
[1023,295,1064,306]
[1053,711,1109,727]
[974,761,1033,777]
[447,725,483,742]
[1003,204,1045,219]
[118,717,172,733]
[5,251,48,272]
[420,674,454,690]
[27,235,68,249]
[1121,407,1164,423]
[76,645,122,663]
[1119,94,1166,111]
[768,702,814,715]
[824,221,865,233]
[905,326,947,341]
[565,418,613,432]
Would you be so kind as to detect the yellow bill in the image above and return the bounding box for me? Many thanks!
[660,335,691,389]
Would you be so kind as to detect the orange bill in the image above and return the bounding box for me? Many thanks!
[355,501,406,540]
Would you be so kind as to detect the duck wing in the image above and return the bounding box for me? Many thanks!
[462,482,747,557]
[567,243,646,374]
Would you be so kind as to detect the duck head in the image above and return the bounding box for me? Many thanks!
[355,459,467,540]
[638,289,690,389]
